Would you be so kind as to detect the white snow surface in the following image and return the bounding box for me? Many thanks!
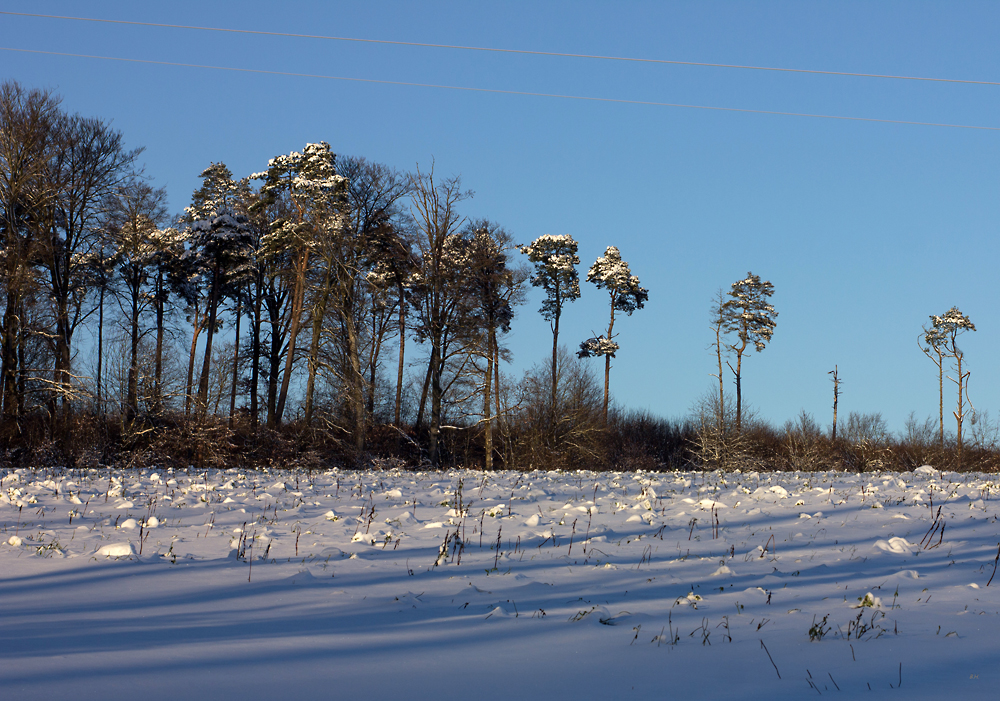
[2,466,1000,699]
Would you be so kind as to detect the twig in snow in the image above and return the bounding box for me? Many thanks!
[760,639,780,679]
[988,543,1000,586]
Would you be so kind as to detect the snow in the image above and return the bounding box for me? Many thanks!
[2,466,1000,698]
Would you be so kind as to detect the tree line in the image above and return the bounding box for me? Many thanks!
[0,81,993,472]
[0,81,654,469]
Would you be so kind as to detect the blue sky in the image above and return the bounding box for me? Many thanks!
[2,2,998,433]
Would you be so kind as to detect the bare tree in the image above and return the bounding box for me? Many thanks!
[41,113,140,429]
[102,177,169,422]
[408,165,473,465]
[828,365,840,441]
[0,81,62,428]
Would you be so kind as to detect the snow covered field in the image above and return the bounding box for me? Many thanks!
[2,465,999,699]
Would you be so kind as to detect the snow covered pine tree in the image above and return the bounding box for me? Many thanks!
[924,307,976,463]
[519,235,580,426]
[578,246,648,423]
[721,272,777,432]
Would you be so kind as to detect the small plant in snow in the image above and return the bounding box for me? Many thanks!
[852,592,881,609]
[808,614,831,641]
[676,592,702,609]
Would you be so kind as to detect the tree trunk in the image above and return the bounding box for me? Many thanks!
[715,323,724,436]
[229,291,242,426]
[955,352,966,466]
[185,302,204,418]
[249,283,262,430]
[304,272,331,427]
[153,273,165,415]
[395,284,406,427]
[368,302,382,419]
[274,248,309,426]
[602,304,616,424]
[196,266,222,417]
[127,295,140,422]
[938,351,944,448]
[734,350,744,432]
[415,359,432,431]
[830,366,839,441]
[551,299,560,426]
[265,311,281,428]
[483,327,494,470]
[16,304,25,418]
[96,285,104,416]
[54,297,71,432]
[428,344,442,465]
[345,312,366,453]
[2,293,19,424]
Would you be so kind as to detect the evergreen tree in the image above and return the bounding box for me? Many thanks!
[578,246,648,423]
[252,142,346,427]
[520,234,580,426]
[926,307,976,462]
[186,207,252,418]
[721,272,777,432]
[465,220,522,469]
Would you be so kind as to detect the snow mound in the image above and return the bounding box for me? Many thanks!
[873,537,913,554]
[96,543,134,558]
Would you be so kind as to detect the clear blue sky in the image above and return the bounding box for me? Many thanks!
[2,1,998,433]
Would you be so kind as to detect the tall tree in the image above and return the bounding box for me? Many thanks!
[187,208,252,418]
[721,272,777,432]
[0,81,62,429]
[927,307,976,462]
[408,166,473,464]
[252,142,346,427]
[578,246,648,423]
[339,157,412,432]
[520,235,580,424]
[103,177,169,421]
[465,220,521,469]
[42,114,140,428]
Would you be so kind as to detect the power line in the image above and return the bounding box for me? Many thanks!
[2,10,998,88]
[4,46,997,132]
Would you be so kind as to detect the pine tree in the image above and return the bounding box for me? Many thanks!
[186,205,252,418]
[520,235,580,427]
[926,307,976,463]
[721,272,777,432]
[252,142,346,427]
[578,246,648,423]
[465,221,522,469]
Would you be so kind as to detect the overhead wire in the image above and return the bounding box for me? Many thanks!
[2,47,997,132]
[1,10,998,87]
